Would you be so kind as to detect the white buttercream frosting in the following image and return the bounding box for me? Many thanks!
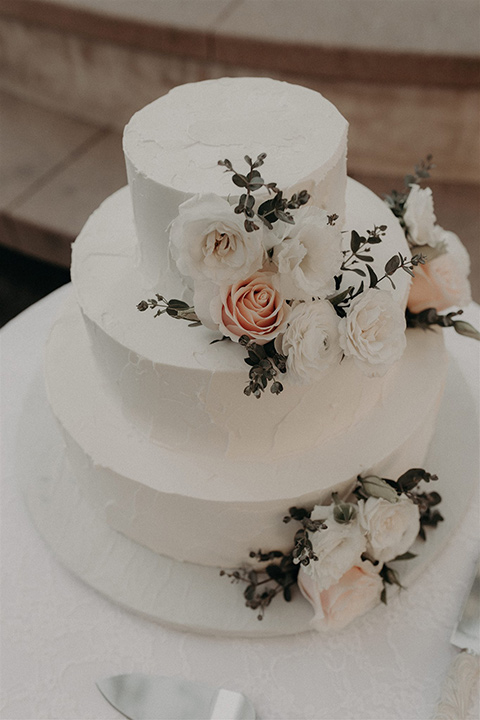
[44,77,449,571]
[45,292,447,567]
[123,77,348,289]
[70,177,412,460]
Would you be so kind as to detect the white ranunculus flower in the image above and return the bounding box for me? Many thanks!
[301,504,367,592]
[276,299,342,384]
[272,206,342,301]
[403,184,439,248]
[338,289,406,377]
[358,496,420,564]
[169,194,265,284]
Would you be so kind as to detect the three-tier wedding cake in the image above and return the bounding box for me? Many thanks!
[43,77,471,634]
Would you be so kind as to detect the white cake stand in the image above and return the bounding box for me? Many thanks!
[16,290,480,638]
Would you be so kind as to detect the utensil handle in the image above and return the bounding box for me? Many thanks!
[434,650,480,720]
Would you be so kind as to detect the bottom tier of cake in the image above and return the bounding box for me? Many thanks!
[19,291,477,637]
[44,291,448,569]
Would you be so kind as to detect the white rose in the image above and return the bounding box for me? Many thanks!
[272,206,342,300]
[403,185,439,248]
[358,496,420,564]
[338,289,406,377]
[169,194,265,284]
[301,504,367,592]
[298,562,383,632]
[277,300,342,384]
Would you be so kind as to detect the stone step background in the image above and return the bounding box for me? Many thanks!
[0,0,478,325]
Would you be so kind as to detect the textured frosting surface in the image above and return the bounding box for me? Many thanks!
[45,77,449,570]
[45,292,448,567]
[123,77,348,289]
[71,179,412,460]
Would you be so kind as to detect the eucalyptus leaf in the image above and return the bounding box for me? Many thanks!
[367,264,379,288]
[168,299,190,309]
[329,286,354,306]
[350,230,363,254]
[453,320,480,341]
[248,176,264,189]
[232,173,249,188]
[275,209,294,224]
[266,564,284,581]
[360,476,399,503]
[257,198,276,218]
[385,255,401,275]
[392,551,417,561]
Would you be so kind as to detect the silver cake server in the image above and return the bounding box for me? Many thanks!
[96,673,256,720]
[451,557,480,655]
[434,557,480,719]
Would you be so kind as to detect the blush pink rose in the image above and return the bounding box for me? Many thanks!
[215,273,290,344]
[298,562,383,632]
[407,231,471,313]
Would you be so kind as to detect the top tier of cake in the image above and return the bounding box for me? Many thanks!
[123,77,348,291]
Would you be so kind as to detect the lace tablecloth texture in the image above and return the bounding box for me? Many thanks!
[1,286,479,720]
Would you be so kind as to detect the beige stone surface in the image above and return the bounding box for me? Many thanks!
[0,17,212,129]
[0,91,98,209]
[304,79,480,184]
[11,130,125,237]
[1,17,478,185]
[44,0,238,29]
[218,0,480,56]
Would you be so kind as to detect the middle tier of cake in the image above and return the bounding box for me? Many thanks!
[69,178,413,462]
[44,178,448,568]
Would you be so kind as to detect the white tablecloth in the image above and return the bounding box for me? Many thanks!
[1,285,479,720]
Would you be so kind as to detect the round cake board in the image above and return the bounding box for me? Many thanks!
[18,334,479,638]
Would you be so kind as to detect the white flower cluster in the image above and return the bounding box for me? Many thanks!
[403,185,471,313]
[297,494,420,632]
[169,188,407,387]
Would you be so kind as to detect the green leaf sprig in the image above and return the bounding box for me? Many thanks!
[330,226,426,317]
[221,467,442,620]
[240,335,287,398]
[137,295,201,326]
[406,307,480,341]
[384,154,435,230]
[218,153,310,233]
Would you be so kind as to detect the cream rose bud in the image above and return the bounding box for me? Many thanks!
[277,300,342,384]
[298,562,383,632]
[301,504,367,592]
[272,207,342,301]
[358,496,420,565]
[408,229,472,314]
[210,273,290,344]
[339,289,406,377]
[403,184,439,248]
[169,194,265,283]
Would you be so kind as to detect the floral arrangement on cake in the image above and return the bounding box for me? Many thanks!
[135,154,478,629]
[221,468,443,632]
[138,153,478,398]
[385,156,478,339]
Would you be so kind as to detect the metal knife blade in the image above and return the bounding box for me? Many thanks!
[96,674,256,720]
[451,558,480,655]
[433,558,480,719]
